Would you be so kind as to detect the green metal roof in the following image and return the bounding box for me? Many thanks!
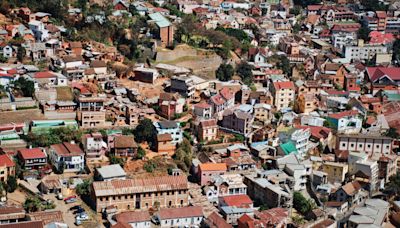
[149,12,171,28]
[280,142,297,155]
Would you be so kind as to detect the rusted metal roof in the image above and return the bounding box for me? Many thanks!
[92,175,188,197]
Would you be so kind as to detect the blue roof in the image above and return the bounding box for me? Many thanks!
[149,13,171,28]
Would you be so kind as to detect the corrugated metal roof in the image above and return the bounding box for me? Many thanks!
[149,12,171,28]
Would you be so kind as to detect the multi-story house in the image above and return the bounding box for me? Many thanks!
[336,134,393,154]
[209,88,235,116]
[244,175,291,209]
[284,164,308,191]
[326,110,363,134]
[154,121,183,145]
[158,93,185,120]
[253,103,272,124]
[348,152,379,192]
[270,81,295,111]
[77,96,106,128]
[208,174,247,202]
[322,162,348,183]
[198,163,227,186]
[125,106,155,126]
[170,76,195,98]
[17,148,47,170]
[28,20,49,41]
[278,128,311,158]
[193,103,212,119]
[91,175,189,212]
[0,154,15,182]
[112,135,138,157]
[82,132,108,160]
[220,109,253,137]
[49,142,85,173]
[334,181,367,206]
[296,93,318,114]
[196,119,218,142]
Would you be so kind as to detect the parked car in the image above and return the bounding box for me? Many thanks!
[65,197,77,204]
[64,195,77,201]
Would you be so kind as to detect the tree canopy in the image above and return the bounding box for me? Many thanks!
[133,118,156,144]
[216,63,234,81]
[293,191,316,215]
[236,61,254,85]
[12,77,34,97]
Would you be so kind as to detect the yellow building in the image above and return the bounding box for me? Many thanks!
[296,93,318,114]
[322,162,349,183]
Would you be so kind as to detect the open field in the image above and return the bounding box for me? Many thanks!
[0,109,46,125]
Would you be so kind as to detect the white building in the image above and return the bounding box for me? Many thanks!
[115,211,151,228]
[348,152,379,192]
[28,20,49,41]
[344,42,388,61]
[154,121,183,145]
[337,134,393,155]
[158,206,203,228]
[48,142,85,173]
[284,164,308,191]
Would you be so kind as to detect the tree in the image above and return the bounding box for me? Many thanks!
[290,6,302,16]
[17,46,26,62]
[293,191,315,215]
[143,160,156,172]
[361,0,388,11]
[357,25,371,42]
[137,146,146,159]
[0,54,7,63]
[236,61,253,85]
[109,156,125,167]
[12,77,34,97]
[216,63,234,81]
[76,179,91,196]
[384,173,400,200]
[386,127,399,139]
[133,118,156,144]
[23,196,42,212]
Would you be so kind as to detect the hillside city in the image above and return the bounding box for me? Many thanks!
[1,0,400,227]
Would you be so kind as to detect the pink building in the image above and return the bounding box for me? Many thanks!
[198,163,227,186]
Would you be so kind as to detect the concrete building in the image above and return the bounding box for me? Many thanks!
[322,162,349,184]
[17,148,47,170]
[91,175,189,212]
[344,41,388,61]
[78,97,106,128]
[197,119,218,142]
[253,103,272,124]
[170,76,195,98]
[270,81,295,111]
[82,132,108,160]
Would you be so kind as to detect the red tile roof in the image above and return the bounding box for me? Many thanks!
[158,206,203,220]
[254,208,288,226]
[220,87,234,100]
[221,195,253,208]
[307,5,322,11]
[366,67,400,82]
[206,212,232,228]
[297,126,331,139]
[50,142,83,157]
[34,71,56,79]
[194,102,211,109]
[328,110,359,119]
[0,154,15,168]
[369,31,395,45]
[0,221,43,228]
[273,81,295,90]
[18,148,46,160]
[116,211,150,223]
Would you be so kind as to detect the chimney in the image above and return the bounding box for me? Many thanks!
[358,39,364,47]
